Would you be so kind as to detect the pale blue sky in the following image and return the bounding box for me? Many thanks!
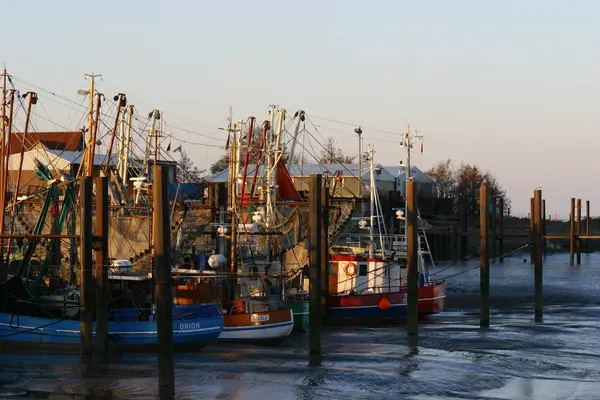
[2,0,598,215]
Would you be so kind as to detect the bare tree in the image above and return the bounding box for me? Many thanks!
[426,158,454,198]
[177,150,206,184]
[317,137,355,164]
[427,159,511,217]
[210,122,267,174]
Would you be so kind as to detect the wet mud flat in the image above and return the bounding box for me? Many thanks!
[1,252,599,399]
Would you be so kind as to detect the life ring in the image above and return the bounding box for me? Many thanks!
[344,262,358,277]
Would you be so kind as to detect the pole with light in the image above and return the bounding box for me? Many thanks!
[398,124,423,232]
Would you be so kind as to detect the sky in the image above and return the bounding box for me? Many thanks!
[1,0,598,216]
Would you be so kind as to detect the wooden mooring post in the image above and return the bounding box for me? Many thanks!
[79,177,94,360]
[532,189,543,322]
[320,180,329,314]
[460,198,468,260]
[542,199,547,257]
[451,224,458,262]
[153,165,175,398]
[529,197,534,264]
[570,198,575,265]
[308,174,323,357]
[586,200,591,252]
[490,196,497,263]
[95,176,109,356]
[498,197,504,263]
[577,199,582,265]
[406,180,419,336]
[480,185,490,328]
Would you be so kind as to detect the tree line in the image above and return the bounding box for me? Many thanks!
[426,158,512,217]
[178,128,512,219]
[209,128,354,175]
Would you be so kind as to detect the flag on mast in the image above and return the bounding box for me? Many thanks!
[420,141,424,154]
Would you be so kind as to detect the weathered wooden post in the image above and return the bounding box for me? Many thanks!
[460,198,468,260]
[542,199,547,257]
[309,174,322,357]
[80,177,93,360]
[576,198,582,265]
[586,200,591,252]
[480,185,490,328]
[498,197,504,263]
[451,224,458,262]
[490,197,497,263]
[533,189,543,322]
[95,176,109,356]
[320,179,329,313]
[530,197,534,264]
[570,198,575,265]
[406,180,419,336]
[153,165,175,398]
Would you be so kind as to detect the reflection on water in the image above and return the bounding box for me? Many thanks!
[1,252,600,399]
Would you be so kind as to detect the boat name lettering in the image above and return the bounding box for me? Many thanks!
[179,322,201,330]
[251,314,270,322]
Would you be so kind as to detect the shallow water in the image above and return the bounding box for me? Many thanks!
[1,252,599,399]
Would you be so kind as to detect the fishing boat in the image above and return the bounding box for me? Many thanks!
[172,108,303,343]
[0,71,223,350]
[171,266,293,343]
[0,266,223,349]
[326,134,445,324]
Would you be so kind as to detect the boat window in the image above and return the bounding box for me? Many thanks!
[359,264,368,276]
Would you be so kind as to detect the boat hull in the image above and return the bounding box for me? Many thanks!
[0,304,223,350]
[415,281,445,315]
[218,309,294,343]
[287,299,309,332]
[327,282,445,324]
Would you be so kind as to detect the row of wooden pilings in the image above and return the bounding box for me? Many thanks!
[307,179,548,356]
[483,186,544,325]
[425,196,593,267]
[76,166,174,398]
[307,173,421,361]
[74,172,556,397]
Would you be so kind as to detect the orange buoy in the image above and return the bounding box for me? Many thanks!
[378,297,391,311]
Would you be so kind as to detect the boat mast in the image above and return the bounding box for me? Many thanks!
[287,110,304,164]
[86,73,101,177]
[13,91,35,202]
[265,105,276,230]
[400,124,423,267]
[268,108,285,261]
[117,107,125,176]
[104,93,126,174]
[0,88,11,236]
[146,109,160,178]
[239,116,255,200]
[400,124,422,226]
[86,74,95,177]
[228,113,239,292]
[355,126,363,200]
[0,68,7,265]
[75,72,100,178]
[368,143,375,258]
[6,90,35,262]
[122,105,134,185]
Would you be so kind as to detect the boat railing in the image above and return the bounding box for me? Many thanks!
[336,233,429,253]
[108,304,220,323]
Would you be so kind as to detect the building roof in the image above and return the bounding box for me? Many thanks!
[7,131,83,155]
[208,163,433,185]
[383,165,435,185]
[7,142,149,171]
